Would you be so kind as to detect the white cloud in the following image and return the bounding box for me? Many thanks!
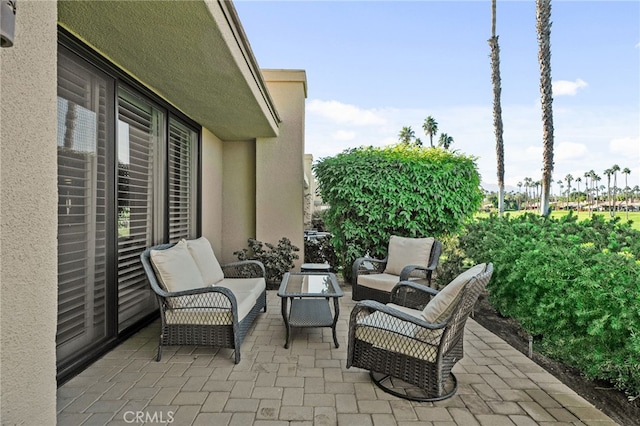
[307,99,387,126]
[332,130,356,141]
[555,141,588,161]
[610,137,640,159]
[553,79,588,96]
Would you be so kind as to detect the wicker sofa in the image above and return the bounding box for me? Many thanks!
[140,237,266,363]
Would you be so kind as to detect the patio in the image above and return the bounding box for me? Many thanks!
[57,290,618,426]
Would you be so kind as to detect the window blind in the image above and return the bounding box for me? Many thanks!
[56,49,109,362]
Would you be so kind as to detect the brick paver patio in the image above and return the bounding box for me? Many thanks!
[58,291,619,425]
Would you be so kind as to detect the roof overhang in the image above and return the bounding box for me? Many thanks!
[58,0,280,140]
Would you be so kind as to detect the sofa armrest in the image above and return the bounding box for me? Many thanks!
[221,260,266,278]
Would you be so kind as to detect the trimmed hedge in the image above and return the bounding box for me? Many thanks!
[313,145,482,281]
[456,213,640,397]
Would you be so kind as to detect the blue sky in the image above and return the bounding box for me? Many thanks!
[235,0,640,192]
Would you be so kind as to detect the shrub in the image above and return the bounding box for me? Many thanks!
[234,237,299,288]
[455,212,640,397]
[313,144,483,281]
[304,236,338,271]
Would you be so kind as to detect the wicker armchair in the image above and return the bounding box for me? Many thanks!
[347,263,493,401]
[141,241,267,363]
[352,236,442,303]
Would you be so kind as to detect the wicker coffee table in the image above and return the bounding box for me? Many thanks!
[277,272,343,349]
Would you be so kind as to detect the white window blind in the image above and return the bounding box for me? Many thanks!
[168,119,197,242]
[116,90,162,331]
[56,49,109,362]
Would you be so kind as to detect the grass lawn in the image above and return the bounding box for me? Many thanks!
[477,210,640,231]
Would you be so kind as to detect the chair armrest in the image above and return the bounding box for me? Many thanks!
[221,260,266,278]
[352,256,387,281]
[349,299,446,331]
[390,280,439,310]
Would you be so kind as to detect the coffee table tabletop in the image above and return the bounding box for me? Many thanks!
[277,272,343,348]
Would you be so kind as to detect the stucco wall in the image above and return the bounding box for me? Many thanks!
[201,128,224,255]
[0,1,58,424]
[221,141,257,264]
[256,70,307,268]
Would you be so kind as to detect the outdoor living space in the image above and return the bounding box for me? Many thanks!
[57,289,618,426]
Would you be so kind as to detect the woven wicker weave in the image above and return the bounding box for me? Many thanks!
[351,239,443,303]
[141,243,267,363]
[347,263,494,401]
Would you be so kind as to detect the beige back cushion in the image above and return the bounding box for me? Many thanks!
[150,239,205,293]
[187,237,225,285]
[384,235,434,276]
[421,263,486,323]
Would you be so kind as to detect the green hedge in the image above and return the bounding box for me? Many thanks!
[313,145,483,281]
[457,213,640,397]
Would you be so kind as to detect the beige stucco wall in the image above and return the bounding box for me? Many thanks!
[201,128,224,255]
[221,141,257,264]
[256,70,307,268]
[0,1,58,424]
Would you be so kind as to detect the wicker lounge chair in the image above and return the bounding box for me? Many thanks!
[141,238,267,363]
[351,235,442,303]
[347,263,493,401]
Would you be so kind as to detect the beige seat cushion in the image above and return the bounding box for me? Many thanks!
[384,236,434,276]
[421,263,486,323]
[150,239,205,293]
[218,277,266,303]
[187,237,225,286]
[355,310,440,362]
[357,273,401,292]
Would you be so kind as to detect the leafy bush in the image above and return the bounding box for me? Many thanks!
[455,212,640,397]
[304,237,338,271]
[234,237,299,288]
[313,144,483,281]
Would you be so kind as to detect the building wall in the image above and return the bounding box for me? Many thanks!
[222,140,257,264]
[256,70,307,269]
[201,128,224,255]
[0,1,59,424]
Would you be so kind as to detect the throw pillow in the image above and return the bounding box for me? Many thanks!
[150,239,205,293]
[187,237,225,285]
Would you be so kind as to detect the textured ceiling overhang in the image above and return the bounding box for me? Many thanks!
[58,0,280,140]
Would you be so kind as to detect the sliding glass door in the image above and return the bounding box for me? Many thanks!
[56,38,200,381]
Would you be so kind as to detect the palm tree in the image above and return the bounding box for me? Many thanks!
[557,180,564,205]
[604,168,613,215]
[488,0,506,217]
[438,133,454,150]
[583,171,591,214]
[564,174,573,210]
[517,181,523,210]
[622,167,631,218]
[593,175,601,210]
[537,0,555,217]
[575,177,581,211]
[611,164,620,215]
[398,126,415,145]
[422,116,438,148]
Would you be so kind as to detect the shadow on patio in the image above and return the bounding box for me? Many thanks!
[58,291,618,425]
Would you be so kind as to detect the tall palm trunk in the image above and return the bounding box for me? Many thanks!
[489,0,505,217]
[537,0,554,216]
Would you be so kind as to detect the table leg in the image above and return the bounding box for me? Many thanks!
[331,296,340,348]
[281,296,290,349]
